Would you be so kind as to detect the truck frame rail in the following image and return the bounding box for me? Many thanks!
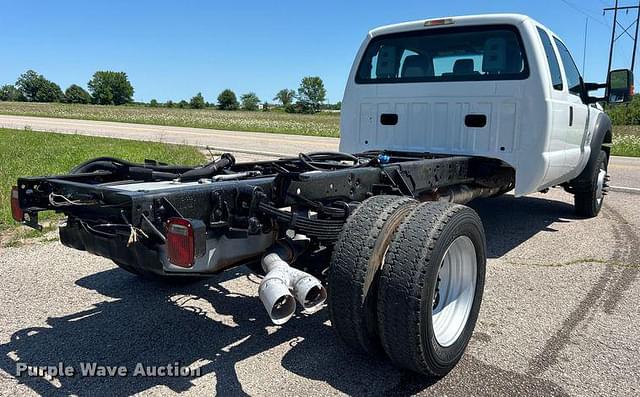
[13,151,513,275]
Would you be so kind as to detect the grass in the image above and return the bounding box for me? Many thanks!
[0,102,638,156]
[0,101,341,137]
[0,128,205,232]
[612,125,640,157]
[3,223,58,248]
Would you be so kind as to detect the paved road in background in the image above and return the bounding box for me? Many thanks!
[1,114,638,190]
[0,115,339,158]
[1,188,638,396]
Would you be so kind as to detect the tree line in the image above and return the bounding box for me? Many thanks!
[0,70,340,113]
[0,70,134,105]
[151,76,332,113]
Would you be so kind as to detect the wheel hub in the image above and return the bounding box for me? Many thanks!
[431,236,477,347]
[433,276,441,309]
[595,167,609,206]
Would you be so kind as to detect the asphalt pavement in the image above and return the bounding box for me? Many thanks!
[0,116,639,396]
[0,188,638,396]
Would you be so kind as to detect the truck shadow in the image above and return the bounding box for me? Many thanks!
[470,193,579,258]
[0,268,404,396]
[0,194,572,396]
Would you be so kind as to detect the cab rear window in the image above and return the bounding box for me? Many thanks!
[356,25,529,84]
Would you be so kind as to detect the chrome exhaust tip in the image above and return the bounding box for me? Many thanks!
[293,275,327,312]
[258,252,327,324]
[258,277,296,325]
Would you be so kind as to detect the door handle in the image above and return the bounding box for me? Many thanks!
[569,106,573,127]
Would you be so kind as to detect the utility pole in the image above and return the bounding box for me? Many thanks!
[604,0,640,75]
[632,1,640,71]
[606,0,618,77]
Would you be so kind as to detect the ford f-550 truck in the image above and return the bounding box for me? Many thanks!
[11,14,633,377]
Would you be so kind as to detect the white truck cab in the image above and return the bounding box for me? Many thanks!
[340,14,625,199]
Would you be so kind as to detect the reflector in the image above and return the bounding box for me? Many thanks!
[166,218,194,268]
[11,186,23,222]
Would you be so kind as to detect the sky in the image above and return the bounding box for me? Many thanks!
[1,0,639,104]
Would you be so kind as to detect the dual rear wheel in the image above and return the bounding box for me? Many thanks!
[329,195,486,377]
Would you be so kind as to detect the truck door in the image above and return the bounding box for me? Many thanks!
[536,27,567,183]
[553,37,589,173]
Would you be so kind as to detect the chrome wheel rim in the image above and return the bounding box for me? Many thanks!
[595,168,607,207]
[432,236,477,347]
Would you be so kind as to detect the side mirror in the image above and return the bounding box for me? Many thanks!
[607,69,634,103]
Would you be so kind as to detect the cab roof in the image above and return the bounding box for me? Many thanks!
[369,14,538,37]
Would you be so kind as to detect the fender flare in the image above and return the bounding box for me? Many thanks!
[571,112,611,188]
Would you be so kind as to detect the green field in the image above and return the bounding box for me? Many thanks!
[612,125,640,157]
[0,102,638,156]
[0,101,341,137]
[0,128,205,231]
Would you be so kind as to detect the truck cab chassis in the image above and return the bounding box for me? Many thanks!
[12,13,630,377]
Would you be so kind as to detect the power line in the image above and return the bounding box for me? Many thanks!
[560,1,609,80]
[559,0,611,28]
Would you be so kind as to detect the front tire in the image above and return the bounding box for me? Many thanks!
[574,150,609,218]
[377,202,486,377]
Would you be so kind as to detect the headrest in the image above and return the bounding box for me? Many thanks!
[483,38,507,73]
[375,45,398,78]
[453,59,475,74]
[401,55,433,77]
[401,55,433,78]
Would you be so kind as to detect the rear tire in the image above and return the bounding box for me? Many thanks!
[377,201,486,377]
[328,195,417,356]
[574,150,609,218]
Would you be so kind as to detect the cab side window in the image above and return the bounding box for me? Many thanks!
[537,27,563,91]
[554,38,583,97]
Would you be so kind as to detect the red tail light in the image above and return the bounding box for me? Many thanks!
[11,186,24,222]
[424,18,454,27]
[166,218,195,268]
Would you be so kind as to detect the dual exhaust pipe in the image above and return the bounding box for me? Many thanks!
[258,251,327,325]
